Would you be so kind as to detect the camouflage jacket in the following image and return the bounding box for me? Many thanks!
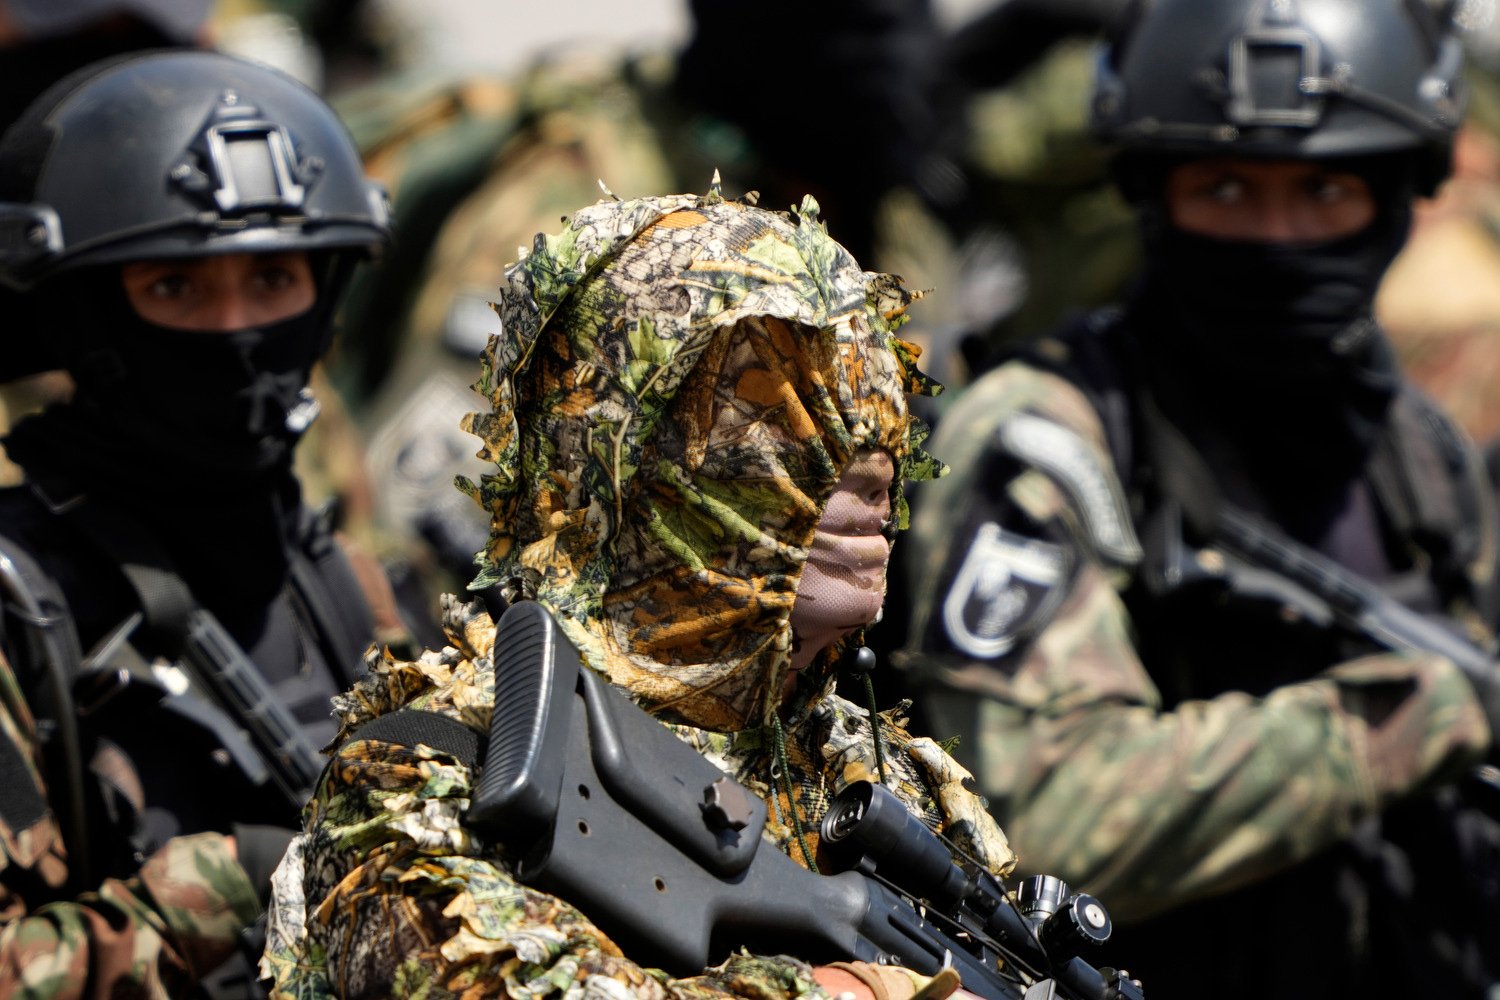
[261,598,1015,1000]
[0,648,261,999]
[898,312,1495,926]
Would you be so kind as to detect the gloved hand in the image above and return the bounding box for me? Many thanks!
[230,823,297,907]
[813,963,963,1000]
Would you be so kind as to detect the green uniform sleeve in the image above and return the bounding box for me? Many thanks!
[918,560,1489,921]
[902,361,1492,923]
[262,736,829,1000]
[1,834,262,1000]
[0,650,261,1000]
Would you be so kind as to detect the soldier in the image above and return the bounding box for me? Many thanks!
[0,50,394,997]
[259,191,1024,1000]
[328,0,993,625]
[0,0,216,488]
[897,0,1500,997]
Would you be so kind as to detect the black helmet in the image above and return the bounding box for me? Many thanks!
[0,49,390,290]
[1092,0,1467,191]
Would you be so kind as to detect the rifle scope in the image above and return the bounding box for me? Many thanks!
[823,781,1131,999]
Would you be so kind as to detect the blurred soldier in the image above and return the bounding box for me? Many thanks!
[0,50,393,997]
[941,0,1139,376]
[0,0,212,129]
[259,190,1020,1000]
[897,1,1500,997]
[0,0,215,486]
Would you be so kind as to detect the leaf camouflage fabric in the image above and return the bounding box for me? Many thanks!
[262,191,1015,1000]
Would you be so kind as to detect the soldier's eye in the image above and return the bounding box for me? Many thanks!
[148,274,194,299]
[1207,177,1246,203]
[1306,175,1358,204]
[253,266,295,292]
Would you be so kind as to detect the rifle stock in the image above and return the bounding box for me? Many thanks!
[470,602,1142,1000]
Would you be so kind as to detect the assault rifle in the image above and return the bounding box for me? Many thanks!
[1211,506,1499,678]
[178,607,326,807]
[468,602,1143,1000]
[1206,506,1500,794]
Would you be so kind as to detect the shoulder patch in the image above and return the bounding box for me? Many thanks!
[941,522,1072,661]
[997,411,1141,566]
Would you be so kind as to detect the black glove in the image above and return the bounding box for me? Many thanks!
[231,823,297,907]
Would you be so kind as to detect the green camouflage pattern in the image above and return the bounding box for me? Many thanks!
[0,649,261,999]
[263,196,1015,999]
[899,356,1492,922]
[459,190,940,734]
[262,597,1014,1000]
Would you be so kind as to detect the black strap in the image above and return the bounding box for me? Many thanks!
[1014,309,1137,481]
[345,709,484,770]
[0,530,92,892]
[287,504,374,689]
[1370,389,1496,616]
[0,709,47,835]
[31,478,198,641]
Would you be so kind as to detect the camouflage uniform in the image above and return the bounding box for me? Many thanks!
[330,51,988,613]
[0,648,261,1000]
[262,192,1014,999]
[897,308,1500,997]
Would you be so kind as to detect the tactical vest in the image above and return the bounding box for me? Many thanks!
[1016,310,1500,998]
[1020,308,1500,700]
[0,479,370,896]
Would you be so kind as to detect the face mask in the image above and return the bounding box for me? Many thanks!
[1141,203,1410,389]
[788,449,895,669]
[62,280,329,474]
[1131,200,1411,518]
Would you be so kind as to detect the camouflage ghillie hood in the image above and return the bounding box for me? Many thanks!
[460,189,941,733]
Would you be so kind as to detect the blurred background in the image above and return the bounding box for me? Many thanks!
[10,0,1500,637]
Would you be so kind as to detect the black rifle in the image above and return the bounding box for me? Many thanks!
[1211,506,1500,681]
[1205,506,1500,794]
[469,601,1143,1000]
[177,607,326,806]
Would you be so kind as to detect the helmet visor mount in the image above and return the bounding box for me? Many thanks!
[1228,27,1325,129]
[1093,0,1467,192]
[0,52,391,290]
[184,104,310,219]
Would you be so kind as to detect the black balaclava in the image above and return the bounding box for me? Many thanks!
[3,257,346,609]
[1125,156,1415,534]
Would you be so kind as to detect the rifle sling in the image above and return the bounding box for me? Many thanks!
[345,710,484,768]
[0,530,93,893]
[287,503,372,690]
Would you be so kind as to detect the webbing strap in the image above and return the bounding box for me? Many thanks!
[0,530,92,891]
[345,709,484,770]
[38,483,197,644]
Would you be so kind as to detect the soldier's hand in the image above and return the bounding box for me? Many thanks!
[812,963,964,1000]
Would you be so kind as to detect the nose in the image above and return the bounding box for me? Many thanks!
[200,290,257,332]
[819,450,894,535]
[1250,199,1304,243]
